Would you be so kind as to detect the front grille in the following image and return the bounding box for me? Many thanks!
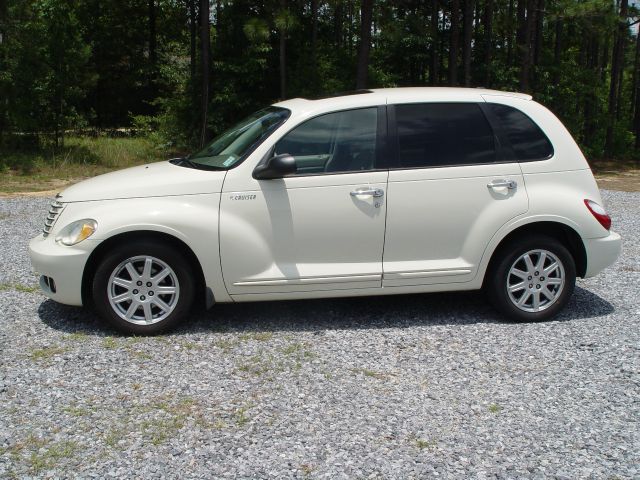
[43,200,65,236]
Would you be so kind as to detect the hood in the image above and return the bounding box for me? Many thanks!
[58,161,226,203]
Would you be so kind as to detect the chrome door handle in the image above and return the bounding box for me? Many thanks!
[487,179,517,190]
[350,188,384,197]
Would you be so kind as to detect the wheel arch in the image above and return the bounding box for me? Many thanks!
[81,230,209,309]
[482,220,587,287]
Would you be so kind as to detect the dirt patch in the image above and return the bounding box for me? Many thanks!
[0,178,83,198]
[594,170,640,192]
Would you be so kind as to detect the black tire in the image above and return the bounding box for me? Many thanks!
[91,240,195,335]
[485,235,576,322]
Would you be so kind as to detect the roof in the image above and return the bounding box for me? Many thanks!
[273,87,533,118]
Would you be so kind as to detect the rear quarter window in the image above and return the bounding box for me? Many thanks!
[487,103,553,161]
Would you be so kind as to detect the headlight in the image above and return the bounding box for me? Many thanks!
[55,219,98,246]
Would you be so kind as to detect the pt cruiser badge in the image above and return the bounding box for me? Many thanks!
[230,194,257,200]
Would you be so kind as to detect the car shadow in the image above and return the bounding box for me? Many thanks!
[37,285,615,337]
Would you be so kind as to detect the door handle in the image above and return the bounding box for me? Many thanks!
[350,188,384,197]
[487,179,517,190]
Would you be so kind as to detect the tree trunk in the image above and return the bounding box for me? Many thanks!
[483,0,493,87]
[634,32,640,149]
[0,0,7,140]
[311,0,318,60]
[199,0,210,147]
[605,0,629,156]
[533,0,543,67]
[519,0,536,92]
[462,0,473,86]
[334,2,343,48]
[430,0,439,85]
[506,0,515,67]
[148,0,157,99]
[553,18,562,86]
[449,0,459,85]
[148,0,157,66]
[356,0,373,89]
[215,0,221,43]
[189,0,196,82]
[279,0,287,99]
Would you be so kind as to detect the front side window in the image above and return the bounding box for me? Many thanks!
[189,107,290,169]
[274,107,378,174]
[487,103,553,161]
[395,103,497,168]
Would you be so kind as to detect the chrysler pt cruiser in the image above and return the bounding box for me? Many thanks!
[29,88,622,334]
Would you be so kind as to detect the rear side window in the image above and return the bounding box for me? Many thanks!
[487,103,553,161]
[395,103,496,168]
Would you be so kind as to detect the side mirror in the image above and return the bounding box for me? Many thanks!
[253,153,297,179]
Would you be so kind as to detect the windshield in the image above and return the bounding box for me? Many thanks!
[189,107,290,169]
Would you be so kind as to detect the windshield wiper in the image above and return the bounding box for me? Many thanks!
[170,156,229,171]
[170,157,199,169]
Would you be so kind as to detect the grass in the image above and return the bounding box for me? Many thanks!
[29,346,67,361]
[0,135,170,194]
[7,436,78,474]
[415,438,438,450]
[488,403,502,414]
[102,336,118,349]
[0,282,39,293]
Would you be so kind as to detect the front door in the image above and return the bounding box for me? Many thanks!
[382,102,529,286]
[220,106,388,295]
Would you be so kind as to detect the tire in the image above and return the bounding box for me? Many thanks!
[485,235,576,322]
[91,240,195,335]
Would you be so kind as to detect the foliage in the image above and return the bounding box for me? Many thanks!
[0,0,639,162]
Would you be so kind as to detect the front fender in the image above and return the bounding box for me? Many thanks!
[66,194,230,303]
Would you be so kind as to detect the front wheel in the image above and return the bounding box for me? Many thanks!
[92,241,195,334]
[486,235,576,322]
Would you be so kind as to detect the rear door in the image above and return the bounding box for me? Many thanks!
[382,102,529,287]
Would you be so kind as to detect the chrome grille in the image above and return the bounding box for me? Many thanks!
[43,200,65,236]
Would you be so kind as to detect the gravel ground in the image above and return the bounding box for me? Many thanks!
[0,190,638,479]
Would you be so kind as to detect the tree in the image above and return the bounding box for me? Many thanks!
[462,0,473,87]
[200,0,210,146]
[449,0,460,85]
[605,0,629,156]
[356,0,373,89]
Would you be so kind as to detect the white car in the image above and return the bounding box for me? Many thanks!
[29,88,622,334]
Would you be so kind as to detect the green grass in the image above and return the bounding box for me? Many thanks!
[415,438,438,450]
[102,336,118,350]
[26,439,78,474]
[488,403,502,414]
[0,282,39,293]
[29,346,67,361]
[0,135,171,194]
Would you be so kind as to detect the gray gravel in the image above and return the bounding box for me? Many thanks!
[0,190,638,479]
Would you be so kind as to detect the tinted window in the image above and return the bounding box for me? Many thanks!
[274,108,378,174]
[395,103,496,168]
[488,103,553,161]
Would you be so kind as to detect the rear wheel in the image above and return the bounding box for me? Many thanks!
[486,235,576,322]
[92,241,195,334]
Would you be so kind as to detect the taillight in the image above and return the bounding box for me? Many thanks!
[584,199,611,230]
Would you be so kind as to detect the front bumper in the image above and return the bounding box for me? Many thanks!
[28,234,97,306]
[583,230,622,278]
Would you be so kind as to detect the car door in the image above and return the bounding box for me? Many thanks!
[382,102,529,287]
[219,106,388,296]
